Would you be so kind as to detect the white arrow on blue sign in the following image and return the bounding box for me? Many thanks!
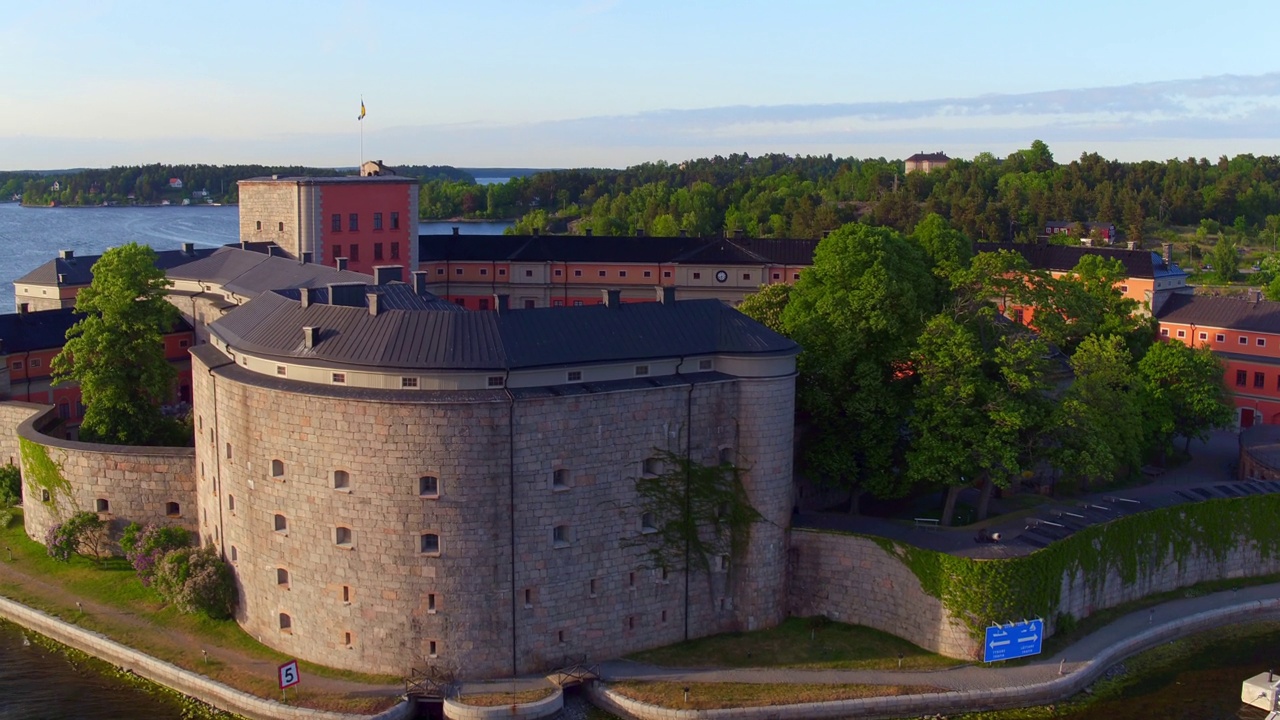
[983,619,1044,662]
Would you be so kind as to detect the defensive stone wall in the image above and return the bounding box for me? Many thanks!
[788,529,972,657]
[443,690,562,720]
[15,409,196,548]
[0,401,48,468]
[194,348,796,679]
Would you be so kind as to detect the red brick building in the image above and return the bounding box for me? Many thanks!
[237,174,418,277]
[1156,292,1280,428]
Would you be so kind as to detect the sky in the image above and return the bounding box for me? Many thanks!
[3,0,1280,170]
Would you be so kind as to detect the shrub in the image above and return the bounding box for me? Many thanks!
[45,511,107,562]
[153,546,237,619]
[121,522,191,586]
[0,463,19,507]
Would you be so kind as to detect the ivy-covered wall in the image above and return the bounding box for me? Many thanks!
[790,495,1280,659]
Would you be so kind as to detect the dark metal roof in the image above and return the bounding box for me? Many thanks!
[166,247,373,299]
[0,308,79,353]
[906,152,950,163]
[975,242,1168,279]
[209,293,797,372]
[1156,294,1280,333]
[15,246,217,286]
[0,308,192,354]
[239,175,414,185]
[418,234,820,266]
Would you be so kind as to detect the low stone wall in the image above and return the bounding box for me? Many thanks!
[587,596,1280,720]
[444,688,563,720]
[788,529,974,657]
[0,594,410,720]
[0,401,48,468]
[16,410,197,551]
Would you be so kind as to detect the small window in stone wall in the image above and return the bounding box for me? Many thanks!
[230,546,238,563]
[41,489,50,503]
[228,495,235,513]
[418,475,439,498]
[334,470,350,490]
[166,502,181,517]
[428,640,438,658]
[336,526,353,547]
[524,588,533,608]
[716,554,730,572]
[277,568,290,586]
[661,609,668,624]
[699,359,713,371]
[641,512,657,533]
[428,593,437,613]
[420,533,440,555]
[342,585,351,604]
[95,498,109,513]
[344,631,352,647]
[643,457,662,475]
[271,459,284,478]
[589,579,597,598]
[557,629,565,644]
[279,613,292,632]
[552,469,570,490]
[552,525,570,547]
[719,447,734,466]
[274,514,287,532]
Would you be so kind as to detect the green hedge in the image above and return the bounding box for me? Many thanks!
[861,494,1280,635]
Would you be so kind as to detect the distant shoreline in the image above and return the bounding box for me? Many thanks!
[18,203,234,209]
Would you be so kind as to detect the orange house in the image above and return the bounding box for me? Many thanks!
[0,307,196,437]
[1156,292,1280,428]
[417,230,817,309]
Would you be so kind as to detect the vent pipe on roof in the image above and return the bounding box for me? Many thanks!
[532,227,539,236]
[655,286,676,304]
[1126,240,1136,250]
[335,257,348,271]
[301,251,313,264]
[17,303,28,315]
[59,249,74,261]
[452,227,459,236]
[240,241,250,250]
[1162,242,1173,267]
[635,229,644,237]
[412,271,429,295]
[495,295,509,315]
[267,246,280,257]
[584,228,593,237]
[300,287,314,308]
[367,292,381,316]
[303,326,319,349]
[181,242,194,255]
[603,289,622,308]
[373,265,403,285]
[57,274,66,284]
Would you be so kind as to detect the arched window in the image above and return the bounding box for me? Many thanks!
[271,459,284,478]
[641,512,657,533]
[95,498,109,513]
[418,475,438,497]
[274,514,287,532]
[420,533,440,555]
[276,568,289,586]
[279,613,291,631]
[333,470,350,490]
[335,526,353,547]
[165,502,181,517]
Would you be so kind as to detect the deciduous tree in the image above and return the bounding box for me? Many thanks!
[51,243,182,445]
[1138,340,1232,456]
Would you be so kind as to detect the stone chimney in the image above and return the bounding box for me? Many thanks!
[603,289,622,308]
[303,326,319,349]
[452,227,459,236]
[328,282,366,307]
[367,292,381,316]
[59,249,74,261]
[299,287,314,308]
[181,242,194,255]
[655,286,676,304]
[373,265,403,286]
[336,257,348,271]
[412,271,429,295]
[635,229,644,237]
[301,251,313,264]
[494,295,510,315]
[733,229,745,239]
[1162,242,1173,267]
[584,228,593,237]
[1126,240,1136,250]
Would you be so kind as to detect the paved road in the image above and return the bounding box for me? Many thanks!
[594,582,1280,691]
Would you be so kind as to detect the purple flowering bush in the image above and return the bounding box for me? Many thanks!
[121,523,191,586]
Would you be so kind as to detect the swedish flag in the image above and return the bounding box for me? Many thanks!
[358,98,366,121]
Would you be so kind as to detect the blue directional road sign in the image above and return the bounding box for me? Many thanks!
[983,619,1044,662]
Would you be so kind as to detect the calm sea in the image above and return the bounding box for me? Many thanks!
[0,203,511,313]
[0,620,194,719]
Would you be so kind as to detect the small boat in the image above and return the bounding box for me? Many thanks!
[1242,670,1280,711]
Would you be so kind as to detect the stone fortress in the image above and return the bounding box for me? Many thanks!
[4,169,799,679]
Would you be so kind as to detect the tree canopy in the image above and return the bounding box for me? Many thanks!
[52,243,185,445]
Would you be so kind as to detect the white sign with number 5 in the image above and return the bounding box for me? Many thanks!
[278,659,300,689]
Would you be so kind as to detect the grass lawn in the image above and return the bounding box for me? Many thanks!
[0,511,399,712]
[610,680,944,710]
[625,616,963,670]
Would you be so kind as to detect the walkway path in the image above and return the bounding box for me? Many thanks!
[594,582,1280,691]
